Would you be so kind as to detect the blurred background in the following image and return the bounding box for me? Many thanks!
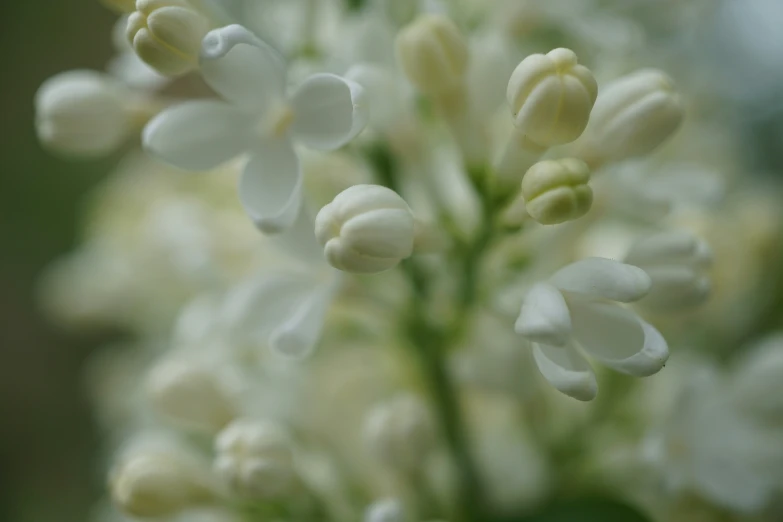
[2,1,783,522]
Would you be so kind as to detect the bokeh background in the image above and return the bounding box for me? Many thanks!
[2,1,783,522]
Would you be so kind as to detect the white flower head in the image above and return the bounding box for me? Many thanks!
[515,258,668,401]
[143,24,369,234]
[624,230,713,311]
[214,418,296,500]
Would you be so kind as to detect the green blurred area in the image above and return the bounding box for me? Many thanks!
[0,2,115,521]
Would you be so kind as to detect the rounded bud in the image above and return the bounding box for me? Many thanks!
[110,452,216,518]
[363,395,436,472]
[35,70,132,157]
[395,14,468,94]
[585,69,684,162]
[315,184,416,274]
[213,419,296,500]
[146,360,237,434]
[127,0,210,76]
[521,158,593,225]
[506,48,598,147]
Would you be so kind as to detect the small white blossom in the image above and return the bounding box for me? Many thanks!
[363,394,437,472]
[506,48,597,147]
[624,230,713,311]
[515,258,668,401]
[127,0,211,76]
[315,184,416,274]
[214,419,296,499]
[143,24,368,234]
[35,70,133,157]
[521,158,593,225]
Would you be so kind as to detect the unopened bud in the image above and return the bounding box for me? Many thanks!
[127,0,210,76]
[146,360,237,434]
[506,48,597,147]
[395,14,468,94]
[35,70,132,157]
[110,452,217,518]
[584,69,684,163]
[521,159,593,225]
[214,419,296,499]
[363,395,436,472]
[315,185,416,274]
[624,230,712,310]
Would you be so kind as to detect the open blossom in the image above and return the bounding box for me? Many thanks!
[515,258,669,400]
[143,24,368,234]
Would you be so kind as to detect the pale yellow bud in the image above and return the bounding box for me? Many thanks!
[506,48,597,147]
[585,69,684,162]
[522,159,592,225]
[127,0,210,76]
[110,452,216,518]
[395,14,468,94]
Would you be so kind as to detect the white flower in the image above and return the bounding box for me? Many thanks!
[521,158,593,225]
[363,394,437,472]
[315,184,416,273]
[127,0,211,76]
[145,359,238,434]
[395,14,468,95]
[35,70,133,157]
[506,48,597,147]
[110,449,218,518]
[582,69,684,164]
[624,230,712,311]
[143,24,368,234]
[214,419,296,499]
[515,258,668,401]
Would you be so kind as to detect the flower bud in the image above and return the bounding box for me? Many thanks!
[110,452,217,518]
[506,48,597,147]
[584,69,684,162]
[146,360,237,434]
[395,14,468,94]
[363,395,436,472]
[127,0,210,76]
[35,70,132,157]
[315,184,416,274]
[521,159,593,225]
[624,230,712,311]
[214,419,296,499]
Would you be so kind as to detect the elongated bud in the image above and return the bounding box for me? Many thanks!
[35,70,132,157]
[127,0,210,76]
[363,395,436,473]
[395,14,468,94]
[624,230,712,310]
[214,419,296,500]
[146,360,237,434]
[110,452,217,518]
[521,159,593,225]
[315,185,416,274]
[507,48,597,147]
[584,69,684,163]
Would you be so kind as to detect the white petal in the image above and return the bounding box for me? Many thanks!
[270,206,330,266]
[142,100,254,170]
[220,273,314,344]
[270,284,334,359]
[550,257,651,303]
[624,230,712,269]
[239,139,303,234]
[640,266,710,311]
[514,283,571,346]
[571,300,668,376]
[290,73,368,150]
[200,24,287,111]
[532,342,597,401]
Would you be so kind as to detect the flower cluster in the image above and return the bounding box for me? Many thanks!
[35,1,783,522]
